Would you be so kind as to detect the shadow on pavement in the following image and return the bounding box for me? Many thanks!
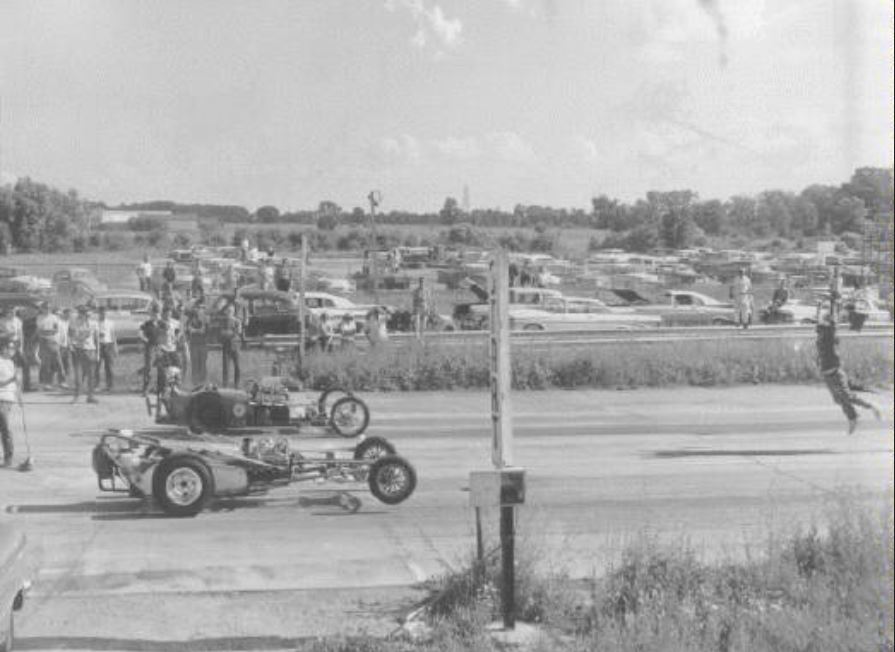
[17,635,321,651]
[6,493,384,519]
[649,448,837,459]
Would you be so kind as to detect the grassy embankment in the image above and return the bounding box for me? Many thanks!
[110,334,892,393]
[290,493,895,651]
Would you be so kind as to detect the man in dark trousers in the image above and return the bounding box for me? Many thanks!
[138,305,163,395]
[816,268,881,435]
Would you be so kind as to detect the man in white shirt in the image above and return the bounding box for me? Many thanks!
[36,302,64,388]
[730,268,753,329]
[94,307,118,391]
[0,338,19,466]
[69,305,99,403]
[136,254,153,293]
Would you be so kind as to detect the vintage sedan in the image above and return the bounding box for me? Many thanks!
[208,288,303,339]
[52,267,108,307]
[510,296,661,331]
[90,291,156,342]
[602,289,737,327]
[0,522,30,651]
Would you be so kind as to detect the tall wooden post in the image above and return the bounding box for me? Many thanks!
[490,249,516,630]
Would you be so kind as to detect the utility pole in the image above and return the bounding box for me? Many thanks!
[367,190,381,300]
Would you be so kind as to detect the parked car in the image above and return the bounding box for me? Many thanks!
[602,289,737,326]
[0,522,30,652]
[509,296,661,331]
[208,288,303,340]
[0,276,53,296]
[52,267,108,307]
[90,291,156,342]
[300,292,384,331]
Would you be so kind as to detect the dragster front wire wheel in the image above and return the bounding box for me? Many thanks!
[329,396,370,438]
[367,455,416,505]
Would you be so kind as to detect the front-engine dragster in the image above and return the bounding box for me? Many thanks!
[91,428,414,517]
[148,370,370,438]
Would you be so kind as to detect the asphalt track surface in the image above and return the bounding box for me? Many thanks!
[1,385,892,650]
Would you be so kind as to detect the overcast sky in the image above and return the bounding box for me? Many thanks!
[0,0,892,213]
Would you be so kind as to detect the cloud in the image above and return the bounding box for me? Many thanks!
[574,137,599,164]
[376,134,422,164]
[385,0,462,54]
[0,171,18,186]
[432,136,482,160]
[485,131,537,164]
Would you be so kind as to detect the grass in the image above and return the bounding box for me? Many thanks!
[106,333,892,393]
[286,492,894,652]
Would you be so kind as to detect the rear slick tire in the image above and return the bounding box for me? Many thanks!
[367,455,416,505]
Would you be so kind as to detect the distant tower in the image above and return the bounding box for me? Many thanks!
[462,184,470,213]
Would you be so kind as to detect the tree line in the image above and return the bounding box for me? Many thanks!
[0,167,891,254]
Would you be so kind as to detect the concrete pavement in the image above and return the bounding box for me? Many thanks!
[1,385,892,650]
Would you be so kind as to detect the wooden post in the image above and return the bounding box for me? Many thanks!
[490,249,513,468]
[489,249,516,630]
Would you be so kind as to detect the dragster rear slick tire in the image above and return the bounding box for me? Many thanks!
[367,455,416,505]
[330,396,370,438]
[152,454,215,517]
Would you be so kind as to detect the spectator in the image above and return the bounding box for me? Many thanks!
[162,260,177,297]
[138,305,163,395]
[94,306,118,392]
[411,277,429,336]
[219,304,242,387]
[365,308,389,347]
[186,303,209,385]
[730,268,753,329]
[275,259,292,292]
[69,305,99,404]
[338,313,357,345]
[136,254,153,293]
[771,276,790,309]
[815,295,881,434]
[36,303,64,388]
[318,313,336,352]
[56,308,72,385]
[0,307,29,393]
[0,337,18,466]
[261,260,275,291]
[190,262,205,302]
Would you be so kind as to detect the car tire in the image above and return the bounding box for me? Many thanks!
[330,396,370,438]
[186,391,226,434]
[522,324,544,332]
[317,388,350,417]
[152,454,214,517]
[353,436,396,461]
[367,455,417,505]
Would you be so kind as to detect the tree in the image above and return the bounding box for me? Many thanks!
[829,196,867,234]
[844,167,894,214]
[316,200,342,231]
[693,199,725,236]
[440,197,461,225]
[255,205,281,223]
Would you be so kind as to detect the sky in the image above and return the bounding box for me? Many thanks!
[0,0,892,213]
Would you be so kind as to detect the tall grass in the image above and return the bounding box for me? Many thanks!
[109,335,890,392]
[294,336,891,392]
[335,494,892,652]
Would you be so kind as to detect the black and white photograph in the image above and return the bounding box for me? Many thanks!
[0,1,892,650]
